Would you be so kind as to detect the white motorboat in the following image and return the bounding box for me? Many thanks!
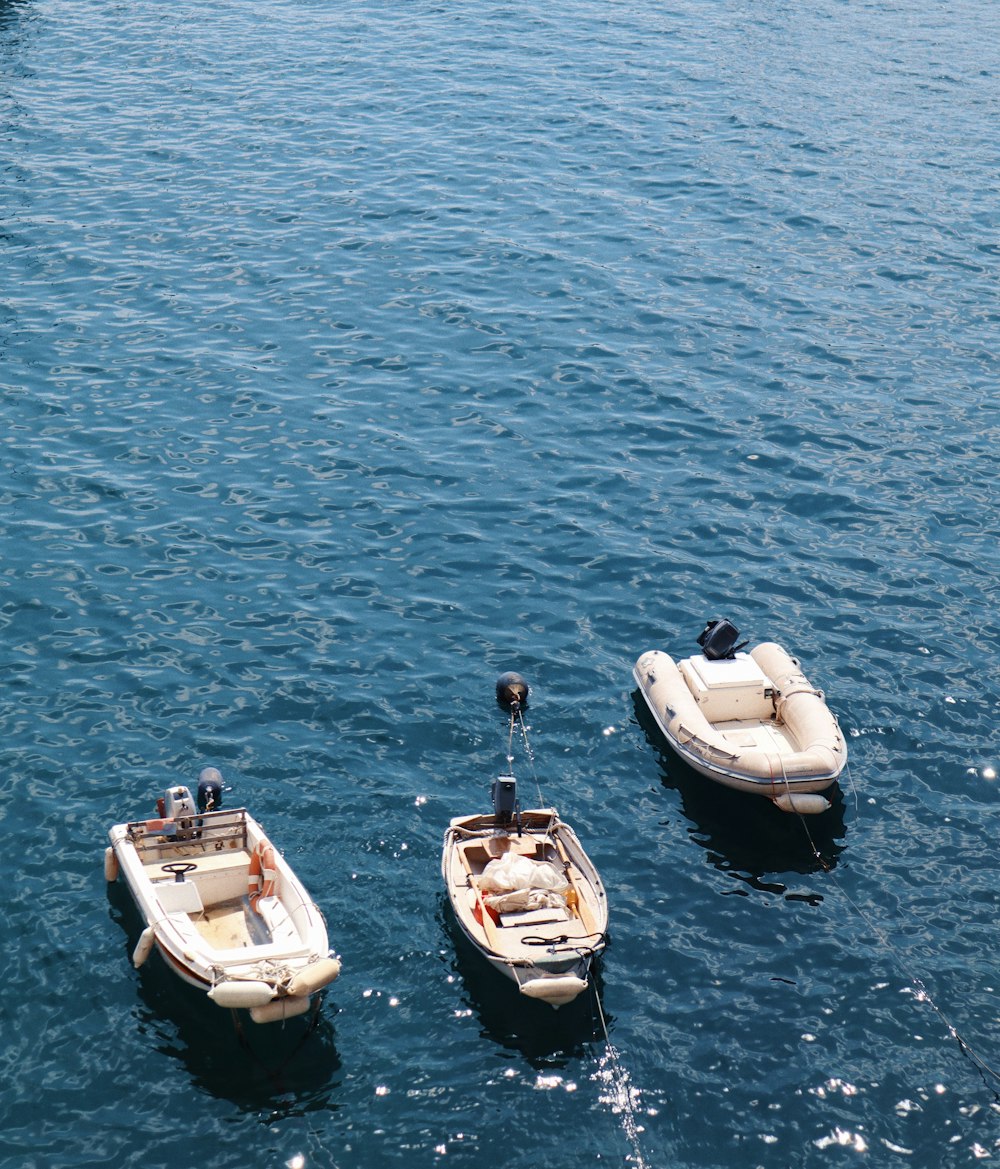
[442,675,608,1008]
[106,769,341,1024]
[633,620,848,814]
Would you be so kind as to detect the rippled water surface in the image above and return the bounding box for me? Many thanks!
[3,0,999,1165]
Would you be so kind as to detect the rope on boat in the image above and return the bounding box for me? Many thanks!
[520,932,604,950]
[208,958,296,991]
[590,980,651,1169]
[789,809,1000,1098]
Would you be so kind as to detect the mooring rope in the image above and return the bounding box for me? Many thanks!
[790,809,1000,1098]
[590,980,651,1169]
[507,706,545,809]
[503,693,649,1162]
[229,995,324,1082]
[843,756,860,817]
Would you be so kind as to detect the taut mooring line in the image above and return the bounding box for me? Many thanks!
[504,693,651,1162]
[792,811,1000,1098]
[590,981,651,1169]
[506,706,544,809]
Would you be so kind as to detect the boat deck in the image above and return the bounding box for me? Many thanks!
[450,831,604,962]
[195,901,256,949]
[716,719,796,754]
[189,898,276,949]
[139,847,300,952]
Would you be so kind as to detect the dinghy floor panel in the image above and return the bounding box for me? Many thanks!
[718,721,797,755]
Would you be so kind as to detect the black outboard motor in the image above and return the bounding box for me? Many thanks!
[496,672,529,712]
[492,774,521,830]
[197,766,224,813]
[697,618,749,661]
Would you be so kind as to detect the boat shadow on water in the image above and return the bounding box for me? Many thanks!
[107,881,343,1113]
[439,898,611,1067]
[632,693,847,894]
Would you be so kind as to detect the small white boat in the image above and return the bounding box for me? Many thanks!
[106,769,341,1024]
[442,676,608,1008]
[633,620,848,814]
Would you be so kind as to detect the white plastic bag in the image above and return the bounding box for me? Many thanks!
[483,888,532,913]
[479,851,569,895]
[484,888,567,913]
[527,861,570,894]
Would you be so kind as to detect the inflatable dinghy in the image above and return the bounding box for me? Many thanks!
[634,620,847,814]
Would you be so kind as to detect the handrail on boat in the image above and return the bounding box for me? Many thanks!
[675,724,739,762]
[126,807,249,856]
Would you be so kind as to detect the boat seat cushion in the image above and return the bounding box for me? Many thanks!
[156,879,205,915]
[255,896,301,949]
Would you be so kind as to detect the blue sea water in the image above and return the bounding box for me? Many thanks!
[2,0,999,1164]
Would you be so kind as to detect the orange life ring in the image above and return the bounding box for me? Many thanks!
[247,840,278,912]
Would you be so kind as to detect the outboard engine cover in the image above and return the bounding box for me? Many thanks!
[697,618,749,661]
[164,785,197,839]
[197,767,224,813]
[492,775,519,824]
[164,785,196,819]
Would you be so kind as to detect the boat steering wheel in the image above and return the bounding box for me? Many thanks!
[162,861,198,883]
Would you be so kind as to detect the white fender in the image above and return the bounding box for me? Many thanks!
[286,957,342,998]
[773,792,831,815]
[250,995,313,1024]
[208,980,276,1009]
[519,975,588,1007]
[132,926,155,969]
[104,847,120,882]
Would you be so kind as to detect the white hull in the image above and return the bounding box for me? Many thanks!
[634,641,847,813]
[108,803,340,1023]
[442,809,608,1007]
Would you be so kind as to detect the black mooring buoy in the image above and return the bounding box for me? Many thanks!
[496,671,529,711]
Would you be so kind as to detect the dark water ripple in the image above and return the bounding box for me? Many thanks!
[3,0,1000,1165]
